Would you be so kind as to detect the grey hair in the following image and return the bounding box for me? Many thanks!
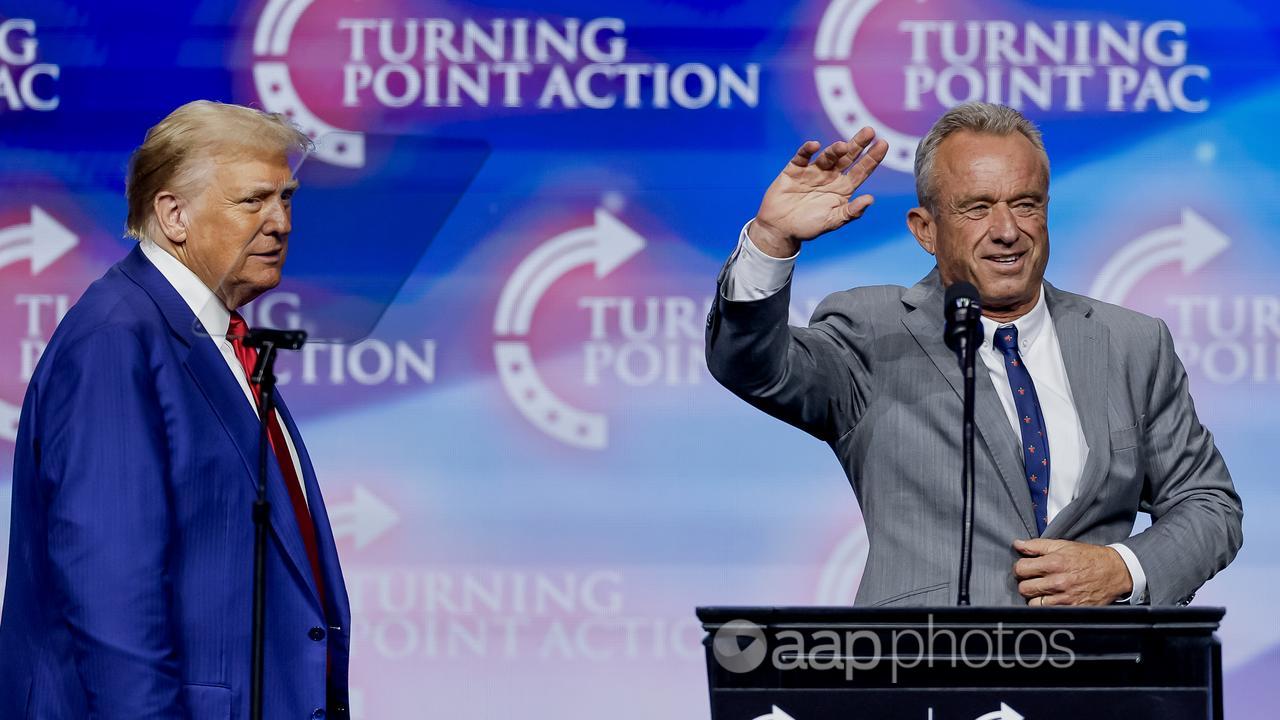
[913,102,1049,212]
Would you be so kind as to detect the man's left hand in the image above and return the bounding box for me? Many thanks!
[1013,539,1133,606]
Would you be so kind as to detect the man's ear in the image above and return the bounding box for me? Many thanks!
[907,206,936,256]
[153,191,189,245]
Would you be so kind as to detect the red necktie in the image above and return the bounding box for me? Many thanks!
[227,311,326,607]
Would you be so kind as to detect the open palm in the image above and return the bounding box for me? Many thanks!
[752,127,889,257]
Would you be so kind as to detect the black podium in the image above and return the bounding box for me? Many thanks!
[698,606,1224,720]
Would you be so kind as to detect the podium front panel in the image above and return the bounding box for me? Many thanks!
[698,607,1224,720]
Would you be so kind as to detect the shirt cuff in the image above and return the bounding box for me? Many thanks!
[722,219,798,301]
[1108,542,1149,605]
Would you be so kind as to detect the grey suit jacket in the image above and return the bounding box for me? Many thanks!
[706,264,1243,606]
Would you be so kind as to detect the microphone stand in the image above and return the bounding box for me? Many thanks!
[245,327,307,720]
[956,320,980,606]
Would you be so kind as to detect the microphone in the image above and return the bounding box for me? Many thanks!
[943,281,982,607]
[943,281,983,362]
[242,327,307,351]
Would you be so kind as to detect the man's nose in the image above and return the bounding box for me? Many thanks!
[988,203,1018,244]
[262,198,291,237]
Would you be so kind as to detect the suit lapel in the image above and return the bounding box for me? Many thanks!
[184,347,321,609]
[119,246,321,609]
[1042,283,1112,538]
[275,394,351,625]
[901,270,1037,536]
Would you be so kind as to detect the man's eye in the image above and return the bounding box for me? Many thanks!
[241,197,263,206]
[964,205,990,218]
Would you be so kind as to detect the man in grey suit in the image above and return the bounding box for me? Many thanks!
[706,102,1242,607]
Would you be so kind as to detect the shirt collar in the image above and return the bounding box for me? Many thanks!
[138,239,232,343]
[980,284,1048,353]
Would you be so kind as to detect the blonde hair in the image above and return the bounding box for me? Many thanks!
[124,100,311,241]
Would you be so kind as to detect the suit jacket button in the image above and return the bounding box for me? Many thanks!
[309,627,325,641]
[311,708,325,720]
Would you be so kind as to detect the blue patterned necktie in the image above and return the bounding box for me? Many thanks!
[993,325,1051,535]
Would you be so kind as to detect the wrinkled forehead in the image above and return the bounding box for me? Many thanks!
[935,131,1050,200]
[204,146,297,193]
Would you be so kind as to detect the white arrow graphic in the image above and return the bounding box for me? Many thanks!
[253,0,313,56]
[492,209,646,450]
[0,205,79,275]
[494,341,608,449]
[0,206,77,441]
[813,0,918,173]
[975,702,1024,720]
[253,0,365,167]
[494,208,645,336]
[329,484,399,549]
[1088,208,1229,306]
[751,705,797,720]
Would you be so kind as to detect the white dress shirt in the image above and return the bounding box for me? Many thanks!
[139,239,310,511]
[977,287,1086,523]
[723,221,1146,603]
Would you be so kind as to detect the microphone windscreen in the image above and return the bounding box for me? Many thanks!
[943,281,981,353]
[944,281,980,317]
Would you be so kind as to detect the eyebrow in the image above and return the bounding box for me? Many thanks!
[954,194,996,206]
[954,191,1044,206]
[241,180,300,198]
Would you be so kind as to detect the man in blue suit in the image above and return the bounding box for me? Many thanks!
[0,100,350,719]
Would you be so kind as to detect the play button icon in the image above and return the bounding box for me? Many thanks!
[713,619,768,673]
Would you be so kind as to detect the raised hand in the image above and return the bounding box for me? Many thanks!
[751,127,889,258]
